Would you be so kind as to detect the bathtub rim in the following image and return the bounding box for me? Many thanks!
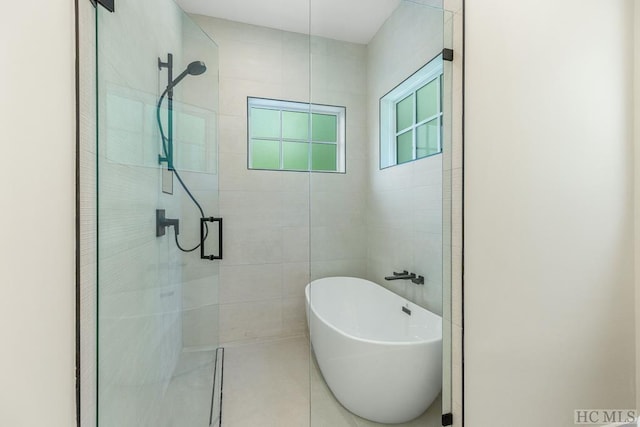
[305,276,442,347]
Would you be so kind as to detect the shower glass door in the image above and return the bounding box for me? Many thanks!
[308,0,452,425]
[96,1,221,426]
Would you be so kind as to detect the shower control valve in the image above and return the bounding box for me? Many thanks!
[156,209,180,237]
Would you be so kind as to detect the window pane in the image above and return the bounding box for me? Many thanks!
[396,130,413,164]
[312,113,337,142]
[250,108,280,139]
[416,78,439,122]
[282,111,309,140]
[396,94,414,132]
[250,139,280,169]
[311,143,337,171]
[283,141,309,170]
[416,118,440,158]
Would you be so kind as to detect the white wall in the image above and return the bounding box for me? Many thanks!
[192,16,368,345]
[465,0,635,425]
[309,35,369,287]
[0,1,76,426]
[366,1,444,315]
[635,0,640,414]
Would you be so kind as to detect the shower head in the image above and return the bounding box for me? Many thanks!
[168,60,207,89]
[186,61,207,76]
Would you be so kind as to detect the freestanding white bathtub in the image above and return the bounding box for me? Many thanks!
[305,277,442,424]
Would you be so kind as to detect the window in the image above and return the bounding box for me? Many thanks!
[379,56,443,169]
[247,97,346,173]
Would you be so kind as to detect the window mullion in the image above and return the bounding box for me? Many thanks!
[438,75,442,152]
[248,107,253,168]
[396,125,413,136]
[412,88,417,160]
[415,112,441,128]
[308,110,313,171]
[279,109,284,170]
[392,101,397,165]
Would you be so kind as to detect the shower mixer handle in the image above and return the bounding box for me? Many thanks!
[156,209,179,236]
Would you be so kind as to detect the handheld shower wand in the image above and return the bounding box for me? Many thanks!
[157,54,207,170]
[156,53,213,255]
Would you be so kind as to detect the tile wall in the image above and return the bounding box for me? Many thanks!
[82,1,220,425]
[82,2,464,425]
[366,1,445,316]
[192,16,369,345]
[366,2,464,424]
[95,0,184,421]
[309,35,369,292]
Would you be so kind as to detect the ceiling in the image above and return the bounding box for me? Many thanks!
[175,0,402,44]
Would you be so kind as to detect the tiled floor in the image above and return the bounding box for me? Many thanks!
[156,350,218,427]
[105,350,217,427]
[221,336,442,426]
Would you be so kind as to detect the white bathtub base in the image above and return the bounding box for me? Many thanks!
[311,320,441,423]
[306,277,442,424]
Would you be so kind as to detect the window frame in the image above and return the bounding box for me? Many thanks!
[247,97,346,173]
[379,55,444,169]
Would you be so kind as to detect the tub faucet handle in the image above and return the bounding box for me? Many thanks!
[385,271,416,281]
[411,275,425,285]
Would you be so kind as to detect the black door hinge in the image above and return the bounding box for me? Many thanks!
[442,413,453,426]
[91,0,114,12]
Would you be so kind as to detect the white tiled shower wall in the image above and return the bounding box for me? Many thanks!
[192,16,369,345]
[366,1,445,316]
[81,2,464,425]
[366,3,464,424]
[96,0,184,420]
[81,0,221,425]
[308,36,369,285]
[192,5,457,345]
[172,21,221,350]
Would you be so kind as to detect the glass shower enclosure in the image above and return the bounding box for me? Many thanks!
[95,0,454,426]
[96,1,220,426]
[307,1,454,425]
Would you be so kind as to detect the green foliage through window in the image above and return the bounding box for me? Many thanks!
[248,98,345,173]
[379,56,444,169]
